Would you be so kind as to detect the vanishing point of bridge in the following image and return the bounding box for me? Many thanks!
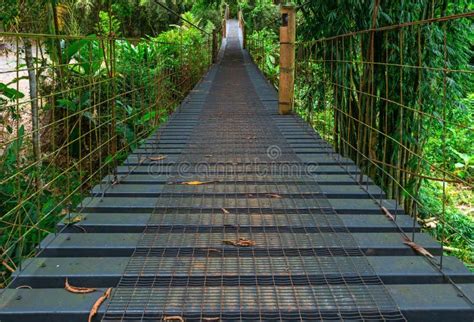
[0,20,473,322]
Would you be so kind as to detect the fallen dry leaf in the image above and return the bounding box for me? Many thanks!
[65,278,96,294]
[149,155,167,161]
[221,208,230,214]
[163,316,185,321]
[403,238,434,258]
[178,180,217,185]
[223,238,256,247]
[381,206,394,221]
[63,215,84,225]
[192,262,206,269]
[141,155,167,163]
[88,288,112,322]
[203,318,220,321]
[266,193,282,199]
[206,248,221,253]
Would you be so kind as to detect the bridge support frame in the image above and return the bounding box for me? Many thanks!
[278,5,296,115]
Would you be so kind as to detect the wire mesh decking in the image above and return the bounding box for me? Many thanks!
[102,21,405,321]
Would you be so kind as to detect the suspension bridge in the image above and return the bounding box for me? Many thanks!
[0,18,473,322]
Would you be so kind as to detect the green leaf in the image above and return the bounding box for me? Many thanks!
[139,111,157,124]
[6,76,29,86]
[0,83,25,100]
[57,98,77,112]
[62,35,97,63]
[3,125,24,166]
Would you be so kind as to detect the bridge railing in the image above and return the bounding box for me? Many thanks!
[247,9,474,266]
[0,30,213,285]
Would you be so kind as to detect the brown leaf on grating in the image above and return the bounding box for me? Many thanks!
[381,206,394,221]
[65,278,96,294]
[163,316,185,321]
[221,208,230,214]
[141,155,167,162]
[223,238,256,247]
[88,287,112,322]
[203,318,220,321]
[192,262,205,269]
[403,238,434,258]
[63,215,84,225]
[266,193,282,199]
[177,180,217,185]
[206,248,221,253]
[149,155,167,161]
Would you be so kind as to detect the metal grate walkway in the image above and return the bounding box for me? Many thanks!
[0,20,473,322]
[102,22,403,321]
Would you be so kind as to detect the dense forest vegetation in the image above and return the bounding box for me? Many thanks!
[245,0,473,266]
[0,0,472,286]
[0,0,225,285]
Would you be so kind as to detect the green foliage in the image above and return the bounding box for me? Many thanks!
[0,0,18,29]
[246,0,474,266]
[0,82,24,136]
[0,126,82,278]
[1,9,212,284]
[191,0,224,29]
[248,28,280,85]
[96,11,121,36]
[419,180,473,265]
[240,0,279,34]
[425,93,474,181]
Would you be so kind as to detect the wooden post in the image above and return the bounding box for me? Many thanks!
[222,19,226,38]
[225,4,229,20]
[278,5,296,115]
[238,10,246,49]
[222,5,229,39]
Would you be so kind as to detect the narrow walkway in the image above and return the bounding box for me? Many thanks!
[1,20,473,322]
